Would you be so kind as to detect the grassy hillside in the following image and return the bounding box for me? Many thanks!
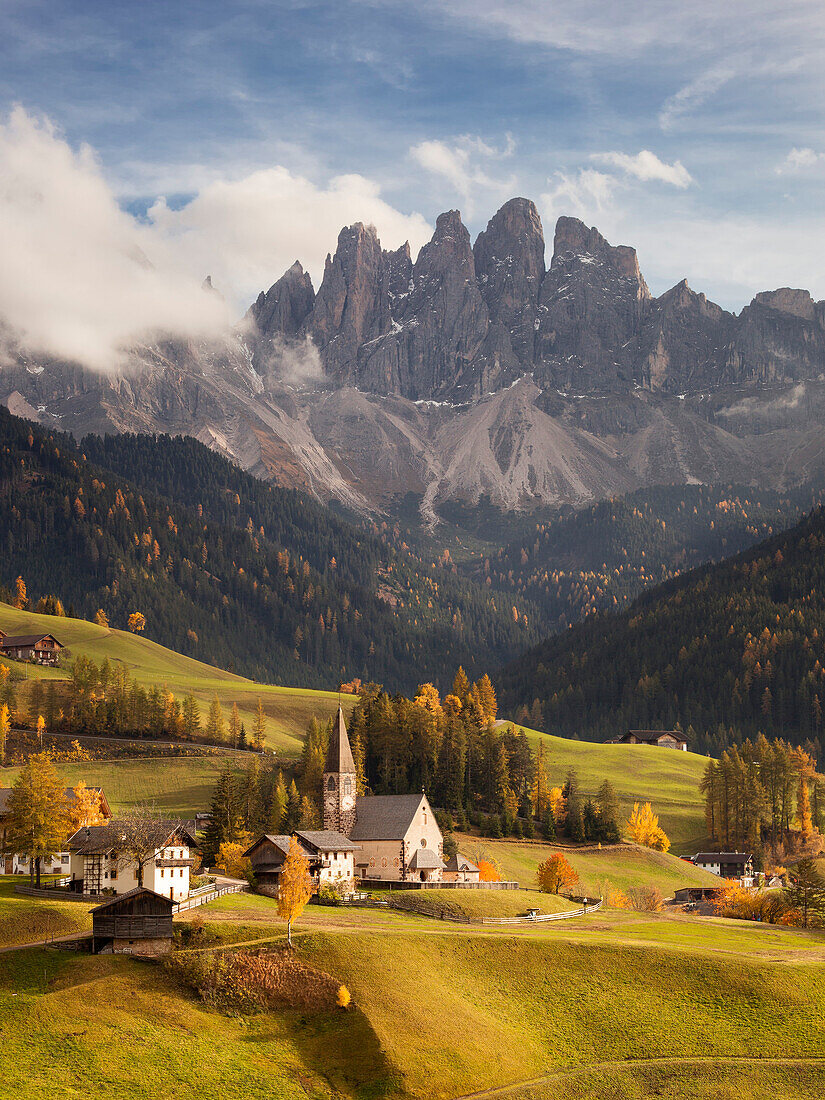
[0,602,349,757]
[3,887,825,1099]
[0,877,92,948]
[502,722,709,852]
[461,836,720,896]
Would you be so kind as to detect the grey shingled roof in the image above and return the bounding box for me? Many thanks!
[349,793,425,841]
[90,886,173,912]
[324,706,356,774]
[295,829,359,851]
[68,820,195,854]
[626,729,685,742]
[245,831,357,860]
[694,852,752,864]
[408,848,446,870]
[445,853,479,873]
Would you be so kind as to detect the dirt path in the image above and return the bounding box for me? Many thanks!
[453,1056,825,1098]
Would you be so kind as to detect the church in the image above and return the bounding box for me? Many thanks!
[244,708,448,891]
[323,708,446,884]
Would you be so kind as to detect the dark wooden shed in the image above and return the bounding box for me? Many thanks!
[91,887,174,955]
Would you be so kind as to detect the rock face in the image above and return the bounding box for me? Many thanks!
[473,197,545,366]
[8,197,825,520]
[533,217,651,392]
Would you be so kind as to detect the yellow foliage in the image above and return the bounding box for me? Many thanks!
[278,835,314,945]
[537,854,579,895]
[626,801,671,852]
[68,781,107,830]
[216,842,251,881]
[337,984,351,1009]
[127,611,146,634]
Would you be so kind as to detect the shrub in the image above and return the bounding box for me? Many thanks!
[626,886,664,912]
[337,984,351,1009]
[166,948,340,1012]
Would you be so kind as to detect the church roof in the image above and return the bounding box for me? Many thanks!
[408,848,445,870]
[445,853,479,873]
[349,793,427,841]
[324,707,356,774]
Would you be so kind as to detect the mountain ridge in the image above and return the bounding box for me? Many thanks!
[4,198,825,520]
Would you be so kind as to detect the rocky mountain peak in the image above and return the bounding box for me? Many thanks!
[473,198,546,366]
[753,288,817,322]
[248,260,315,343]
[551,216,648,294]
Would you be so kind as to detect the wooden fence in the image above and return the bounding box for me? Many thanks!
[174,882,247,913]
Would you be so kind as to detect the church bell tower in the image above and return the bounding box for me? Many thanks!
[323,707,357,835]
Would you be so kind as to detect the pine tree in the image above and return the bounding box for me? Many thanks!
[284,779,301,832]
[181,694,201,740]
[270,771,288,832]
[202,767,239,864]
[229,703,241,749]
[253,698,266,750]
[784,858,825,928]
[206,696,226,743]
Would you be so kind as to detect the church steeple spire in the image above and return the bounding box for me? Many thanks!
[323,707,357,835]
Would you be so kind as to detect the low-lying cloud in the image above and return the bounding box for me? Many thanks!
[0,107,431,373]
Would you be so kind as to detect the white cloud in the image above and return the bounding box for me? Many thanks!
[658,65,737,130]
[148,167,431,300]
[776,147,825,173]
[592,150,693,188]
[409,134,516,215]
[0,106,233,372]
[540,169,617,227]
[0,107,431,372]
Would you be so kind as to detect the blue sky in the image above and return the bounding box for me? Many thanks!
[2,0,825,320]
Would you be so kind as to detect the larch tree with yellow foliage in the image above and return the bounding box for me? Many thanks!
[127,611,146,634]
[36,714,46,748]
[278,835,314,946]
[626,802,670,852]
[68,781,107,830]
[0,703,10,766]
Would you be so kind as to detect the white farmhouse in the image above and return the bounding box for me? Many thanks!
[67,821,197,900]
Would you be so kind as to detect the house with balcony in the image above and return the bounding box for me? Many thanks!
[67,820,197,900]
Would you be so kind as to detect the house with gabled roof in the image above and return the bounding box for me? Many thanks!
[244,829,359,894]
[0,633,64,665]
[68,820,197,900]
[443,853,480,883]
[607,729,688,751]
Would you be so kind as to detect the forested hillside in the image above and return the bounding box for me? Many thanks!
[497,505,825,759]
[0,407,538,691]
[469,484,824,632]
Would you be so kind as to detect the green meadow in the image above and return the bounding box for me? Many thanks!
[0,603,352,756]
[509,722,711,852]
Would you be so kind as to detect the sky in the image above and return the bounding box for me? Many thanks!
[1,0,825,367]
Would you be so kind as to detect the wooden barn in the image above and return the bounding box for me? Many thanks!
[91,887,174,955]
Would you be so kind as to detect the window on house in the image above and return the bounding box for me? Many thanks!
[421,838,427,847]
[327,776,335,790]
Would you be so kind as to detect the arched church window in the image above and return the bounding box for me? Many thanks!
[421,838,427,847]
[327,776,335,790]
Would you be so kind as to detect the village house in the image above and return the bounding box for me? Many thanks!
[91,887,175,956]
[244,830,359,894]
[692,851,754,883]
[0,785,111,875]
[607,729,689,751]
[67,821,196,900]
[0,633,64,666]
[443,853,480,883]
